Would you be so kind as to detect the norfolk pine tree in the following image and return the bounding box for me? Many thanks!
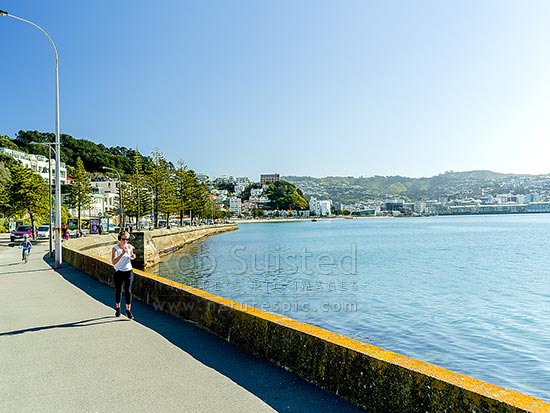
[67,157,93,230]
[147,150,175,227]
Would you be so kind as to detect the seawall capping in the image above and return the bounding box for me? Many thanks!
[62,245,550,413]
[132,267,548,411]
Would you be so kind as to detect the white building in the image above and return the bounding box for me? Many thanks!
[496,194,525,204]
[0,147,68,185]
[68,178,119,220]
[234,183,247,195]
[195,173,210,184]
[211,189,229,196]
[229,196,242,215]
[250,188,264,197]
[248,195,270,209]
[233,177,250,196]
[235,177,250,185]
[214,175,234,184]
[309,197,332,216]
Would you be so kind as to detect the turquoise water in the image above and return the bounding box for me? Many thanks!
[153,215,550,401]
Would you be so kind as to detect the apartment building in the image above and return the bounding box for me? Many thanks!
[0,147,68,185]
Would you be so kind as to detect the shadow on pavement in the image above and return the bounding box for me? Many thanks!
[0,262,22,268]
[1,268,56,276]
[51,255,364,413]
[0,316,120,336]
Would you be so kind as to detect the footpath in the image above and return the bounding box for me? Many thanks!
[0,235,363,412]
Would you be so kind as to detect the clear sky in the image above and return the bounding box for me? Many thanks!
[1,1,550,180]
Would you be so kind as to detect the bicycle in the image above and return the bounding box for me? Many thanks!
[22,247,30,264]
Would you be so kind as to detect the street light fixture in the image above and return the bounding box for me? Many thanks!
[1,9,63,268]
[103,167,122,230]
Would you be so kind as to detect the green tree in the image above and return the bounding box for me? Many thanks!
[0,134,19,150]
[146,150,175,227]
[265,180,308,210]
[173,161,191,225]
[15,129,152,175]
[240,183,261,201]
[6,162,49,237]
[128,150,146,227]
[251,207,264,218]
[188,182,210,221]
[0,154,16,215]
[66,157,93,229]
[214,181,235,192]
[173,162,210,225]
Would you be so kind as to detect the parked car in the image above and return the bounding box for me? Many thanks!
[37,225,51,239]
[10,225,34,242]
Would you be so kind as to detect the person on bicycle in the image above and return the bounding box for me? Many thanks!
[21,234,32,261]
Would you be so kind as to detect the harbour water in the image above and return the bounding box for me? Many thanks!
[153,214,550,401]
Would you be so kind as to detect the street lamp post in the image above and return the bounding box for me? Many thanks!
[31,142,56,258]
[1,9,63,268]
[141,183,155,229]
[103,167,122,230]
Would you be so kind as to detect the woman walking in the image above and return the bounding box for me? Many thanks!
[111,231,136,320]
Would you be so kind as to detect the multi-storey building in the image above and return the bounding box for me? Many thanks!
[260,173,279,185]
[235,177,250,185]
[309,197,332,216]
[229,196,242,215]
[67,178,119,221]
[0,147,68,185]
[496,194,525,204]
[214,175,234,185]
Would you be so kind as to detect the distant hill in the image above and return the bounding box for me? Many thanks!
[4,131,549,204]
[284,171,550,205]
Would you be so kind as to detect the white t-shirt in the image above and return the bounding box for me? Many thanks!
[113,244,133,271]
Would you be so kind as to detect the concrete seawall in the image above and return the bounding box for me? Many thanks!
[61,244,549,412]
[65,224,237,268]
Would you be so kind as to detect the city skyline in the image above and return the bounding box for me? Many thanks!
[1,1,550,179]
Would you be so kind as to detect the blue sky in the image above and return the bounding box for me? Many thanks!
[1,1,550,180]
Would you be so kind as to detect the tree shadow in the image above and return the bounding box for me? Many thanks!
[53,258,364,413]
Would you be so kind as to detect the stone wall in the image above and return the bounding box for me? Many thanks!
[61,245,549,413]
[65,224,237,269]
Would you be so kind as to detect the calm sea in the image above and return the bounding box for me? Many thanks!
[152,214,550,401]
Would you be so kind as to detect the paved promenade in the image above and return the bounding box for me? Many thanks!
[0,235,363,412]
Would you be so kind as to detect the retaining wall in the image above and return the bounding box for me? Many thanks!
[61,246,549,412]
[64,224,237,268]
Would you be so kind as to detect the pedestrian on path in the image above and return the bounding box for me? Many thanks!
[111,231,136,320]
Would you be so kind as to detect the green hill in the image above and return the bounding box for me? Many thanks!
[284,170,547,204]
[3,130,149,175]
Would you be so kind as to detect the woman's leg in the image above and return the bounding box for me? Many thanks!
[123,270,133,310]
[114,271,124,312]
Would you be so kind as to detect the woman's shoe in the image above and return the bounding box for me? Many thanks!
[126,310,134,320]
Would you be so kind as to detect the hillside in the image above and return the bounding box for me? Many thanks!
[2,130,149,175]
[3,130,549,205]
[284,171,550,205]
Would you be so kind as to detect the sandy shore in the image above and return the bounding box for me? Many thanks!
[229,216,391,224]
